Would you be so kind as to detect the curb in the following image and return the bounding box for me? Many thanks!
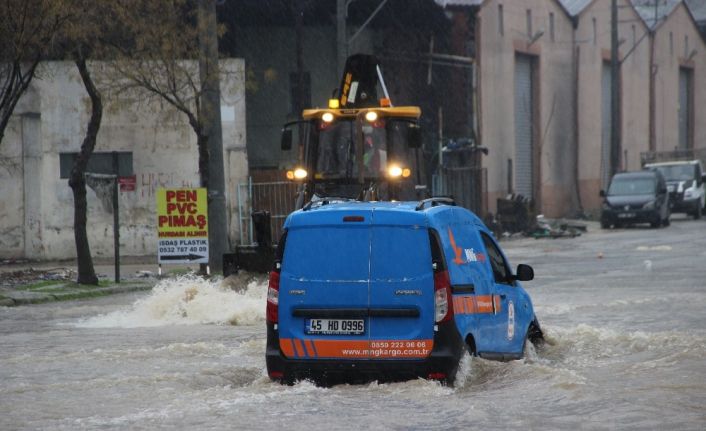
[0,283,154,307]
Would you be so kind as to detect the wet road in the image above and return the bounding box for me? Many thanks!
[1,216,705,430]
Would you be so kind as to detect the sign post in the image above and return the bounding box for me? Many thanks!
[156,188,209,274]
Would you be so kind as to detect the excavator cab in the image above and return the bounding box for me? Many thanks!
[281,54,425,205]
[224,54,426,275]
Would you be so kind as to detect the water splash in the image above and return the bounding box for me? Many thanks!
[75,275,267,328]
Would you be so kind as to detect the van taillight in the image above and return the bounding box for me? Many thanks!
[434,270,453,323]
[266,270,280,323]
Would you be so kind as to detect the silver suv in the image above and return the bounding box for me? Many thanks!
[644,160,706,219]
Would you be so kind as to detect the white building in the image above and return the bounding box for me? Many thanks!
[0,59,248,260]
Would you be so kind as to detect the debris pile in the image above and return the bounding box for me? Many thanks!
[0,268,78,287]
[529,215,586,239]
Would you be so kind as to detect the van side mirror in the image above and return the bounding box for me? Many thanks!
[599,190,606,198]
[514,264,534,281]
[281,128,293,151]
[408,124,422,149]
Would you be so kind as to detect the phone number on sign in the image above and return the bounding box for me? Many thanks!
[370,341,428,349]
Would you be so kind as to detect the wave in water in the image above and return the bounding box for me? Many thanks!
[75,275,267,328]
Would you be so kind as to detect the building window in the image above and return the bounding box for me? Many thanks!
[526,9,532,37]
[59,152,134,179]
[592,17,597,45]
[499,4,504,35]
[684,35,689,57]
[632,25,636,46]
[549,12,555,42]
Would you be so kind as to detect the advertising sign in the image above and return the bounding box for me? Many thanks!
[156,188,209,264]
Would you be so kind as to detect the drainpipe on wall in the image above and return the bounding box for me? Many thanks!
[649,28,656,153]
[572,41,583,215]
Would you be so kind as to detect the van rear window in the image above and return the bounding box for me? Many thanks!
[370,226,430,279]
[282,225,431,281]
[283,227,370,280]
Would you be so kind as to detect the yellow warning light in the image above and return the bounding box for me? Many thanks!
[379,98,391,107]
[365,111,378,122]
[402,168,411,178]
[322,112,335,123]
[328,99,340,109]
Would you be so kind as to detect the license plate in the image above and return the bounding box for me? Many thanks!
[305,319,364,335]
[618,212,635,218]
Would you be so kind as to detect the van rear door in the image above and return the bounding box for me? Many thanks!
[368,210,434,359]
[278,208,372,359]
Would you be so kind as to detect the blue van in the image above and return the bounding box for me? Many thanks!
[265,198,543,385]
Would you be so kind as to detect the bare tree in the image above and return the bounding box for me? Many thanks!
[62,1,116,284]
[104,0,236,272]
[0,0,68,145]
[69,52,102,285]
[106,0,215,188]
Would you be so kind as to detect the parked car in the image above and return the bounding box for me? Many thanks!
[644,160,706,219]
[265,198,543,386]
[600,170,670,229]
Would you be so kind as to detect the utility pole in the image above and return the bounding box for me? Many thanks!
[198,0,227,273]
[337,0,347,78]
[610,0,621,177]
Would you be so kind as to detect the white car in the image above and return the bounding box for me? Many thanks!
[644,160,706,219]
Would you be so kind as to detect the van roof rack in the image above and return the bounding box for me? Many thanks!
[302,197,357,211]
[415,197,456,211]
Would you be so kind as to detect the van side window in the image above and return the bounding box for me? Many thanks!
[480,232,512,285]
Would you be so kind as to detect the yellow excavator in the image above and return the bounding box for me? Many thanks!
[225,54,427,274]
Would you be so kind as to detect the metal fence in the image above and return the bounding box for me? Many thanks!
[237,168,488,245]
[237,179,299,245]
[432,166,487,216]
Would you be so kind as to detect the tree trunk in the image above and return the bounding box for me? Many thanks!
[68,56,103,285]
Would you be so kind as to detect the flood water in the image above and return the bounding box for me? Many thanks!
[2,218,705,430]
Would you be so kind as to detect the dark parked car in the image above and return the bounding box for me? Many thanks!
[600,171,670,229]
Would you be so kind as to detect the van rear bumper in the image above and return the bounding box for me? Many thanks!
[265,321,465,385]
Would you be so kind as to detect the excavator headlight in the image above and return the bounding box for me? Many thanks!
[387,164,411,179]
[365,111,378,122]
[328,99,340,109]
[286,168,308,181]
[322,112,335,123]
[387,165,403,178]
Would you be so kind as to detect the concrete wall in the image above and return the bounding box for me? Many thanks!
[0,59,247,260]
[575,0,652,212]
[652,3,706,153]
[477,0,576,217]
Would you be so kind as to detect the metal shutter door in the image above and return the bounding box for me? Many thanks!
[514,55,533,199]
